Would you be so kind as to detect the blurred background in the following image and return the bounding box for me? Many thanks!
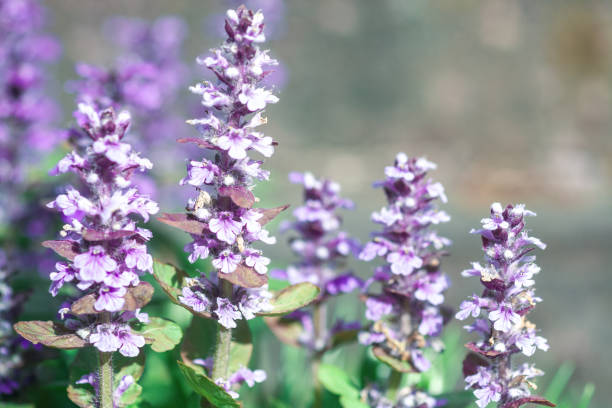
[8,0,612,406]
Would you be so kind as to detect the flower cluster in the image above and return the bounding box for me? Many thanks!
[359,153,451,372]
[46,103,158,357]
[173,6,279,329]
[0,0,62,223]
[362,385,437,408]
[179,271,272,329]
[274,172,361,350]
[458,203,550,408]
[0,250,26,395]
[193,357,267,399]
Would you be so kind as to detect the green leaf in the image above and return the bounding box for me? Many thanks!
[577,383,595,408]
[131,317,183,352]
[181,317,252,376]
[258,283,320,316]
[339,395,369,408]
[318,363,360,399]
[13,321,86,349]
[544,362,574,402]
[177,361,240,408]
[372,347,414,373]
[152,261,212,319]
[66,385,94,408]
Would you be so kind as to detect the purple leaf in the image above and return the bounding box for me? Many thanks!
[157,213,208,235]
[218,185,255,208]
[256,205,289,226]
[176,137,217,150]
[501,396,556,408]
[465,342,505,358]
[219,263,268,288]
[82,229,135,241]
[42,240,80,261]
[13,321,86,349]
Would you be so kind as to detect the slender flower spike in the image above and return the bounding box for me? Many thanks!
[358,153,451,377]
[45,103,158,356]
[273,172,361,351]
[171,6,280,329]
[459,203,554,408]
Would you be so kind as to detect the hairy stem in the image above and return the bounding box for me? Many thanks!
[212,280,233,381]
[386,369,403,401]
[98,312,114,408]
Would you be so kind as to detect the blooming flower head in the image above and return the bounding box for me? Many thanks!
[169,6,280,333]
[273,172,361,351]
[358,154,451,373]
[46,103,158,357]
[459,203,551,408]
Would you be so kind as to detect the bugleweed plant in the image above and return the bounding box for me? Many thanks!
[5,3,597,408]
[151,6,319,406]
[15,103,182,408]
[268,172,362,406]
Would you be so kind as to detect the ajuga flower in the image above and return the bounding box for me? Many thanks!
[45,103,158,357]
[273,172,361,351]
[0,0,62,224]
[168,6,280,330]
[358,153,451,374]
[458,203,553,408]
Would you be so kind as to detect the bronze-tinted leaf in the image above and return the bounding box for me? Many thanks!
[176,137,216,149]
[157,213,208,235]
[465,342,504,358]
[256,205,289,226]
[13,321,86,349]
[264,316,303,347]
[82,229,135,241]
[219,264,267,288]
[372,346,415,373]
[502,396,556,408]
[218,185,255,208]
[42,240,80,261]
[462,352,489,377]
[71,282,154,315]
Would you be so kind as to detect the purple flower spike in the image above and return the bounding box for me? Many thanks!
[358,153,451,377]
[276,172,360,352]
[459,203,552,408]
[46,103,158,357]
[174,6,279,333]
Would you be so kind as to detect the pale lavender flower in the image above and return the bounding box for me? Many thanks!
[358,153,451,373]
[459,203,552,408]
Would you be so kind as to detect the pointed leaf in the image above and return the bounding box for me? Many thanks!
[218,185,255,208]
[70,282,154,315]
[157,213,208,235]
[258,283,320,316]
[501,396,556,408]
[82,229,135,241]
[256,205,289,226]
[14,321,86,349]
[264,316,303,347]
[66,385,94,408]
[372,346,414,373]
[219,264,267,289]
[465,342,504,358]
[152,261,212,319]
[130,317,182,352]
[318,363,360,399]
[177,361,241,408]
[42,240,80,261]
[181,317,252,376]
[177,137,217,150]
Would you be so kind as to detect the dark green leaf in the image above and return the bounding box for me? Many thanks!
[177,361,240,408]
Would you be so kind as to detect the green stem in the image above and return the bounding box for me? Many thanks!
[98,312,114,408]
[386,370,402,402]
[311,302,326,408]
[212,280,233,381]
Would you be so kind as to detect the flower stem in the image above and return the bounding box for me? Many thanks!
[386,369,402,401]
[98,312,114,408]
[212,280,233,381]
[311,302,326,408]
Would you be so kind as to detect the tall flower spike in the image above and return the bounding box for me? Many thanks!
[272,172,361,352]
[458,203,554,408]
[358,153,451,406]
[170,5,280,330]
